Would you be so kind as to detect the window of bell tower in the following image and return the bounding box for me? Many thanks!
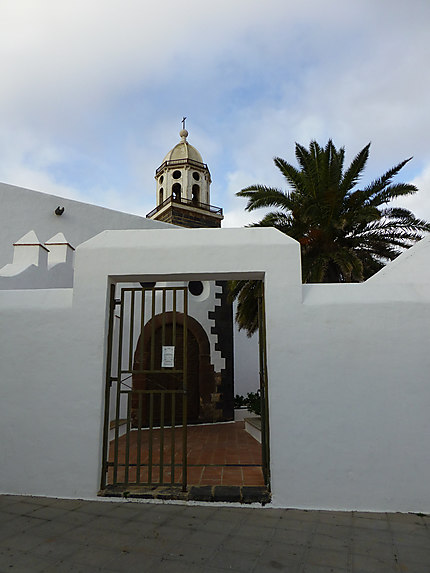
[172,170,181,179]
[159,188,164,204]
[192,184,200,203]
[172,182,181,200]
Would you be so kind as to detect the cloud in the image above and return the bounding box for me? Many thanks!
[392,163,430,222]
[0,0,429,230]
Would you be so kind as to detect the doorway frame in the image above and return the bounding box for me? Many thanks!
[99,275,270,498]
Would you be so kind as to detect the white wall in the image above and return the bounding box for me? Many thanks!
[269,283,430,511]
[1,227,429,513]
[0,182,172,268]
[0,290,89,496]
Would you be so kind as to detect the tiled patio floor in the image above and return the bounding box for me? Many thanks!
[107,420,264,487]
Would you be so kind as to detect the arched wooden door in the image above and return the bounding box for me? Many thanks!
[132,321,200,426]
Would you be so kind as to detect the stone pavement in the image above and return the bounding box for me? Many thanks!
[1,495,429,572]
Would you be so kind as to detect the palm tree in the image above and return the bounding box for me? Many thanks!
[232,140,430,335]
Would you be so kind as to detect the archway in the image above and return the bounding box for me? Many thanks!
[131,311,217,427]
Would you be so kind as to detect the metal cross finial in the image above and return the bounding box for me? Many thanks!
[182,117,187,130]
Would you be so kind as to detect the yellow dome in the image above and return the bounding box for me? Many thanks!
[161,130,204,165]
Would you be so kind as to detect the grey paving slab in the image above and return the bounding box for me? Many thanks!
[54,509,99,526]
[167,539,220,562]
[230,522,276,541]
[40,498,85,510]
[1,499,44,515]
[28,505,73,521]
[318,510,354,525]
[187,516,237,534]
[307,547,349,568]
[395,544,430,565]
[132,531,182,555]
[210,547,261,572]
[221,534,270,554]
[155,559,226,573]
[311,532,352,550]
[153,522,194,542]
[0,514,41,539]
[161,512,204,531]
[351,552,398,572]
[276,516,318,532]
[303,565,348,573]
[0,547,54,573]
[179,528,228,547]
[71,544,130,568]
[31,538,83,561]
[257,542,303,567]
[0,495,429,573]
[272,527,311,545]
[74,500,120,516]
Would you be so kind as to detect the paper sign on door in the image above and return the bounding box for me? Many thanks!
[161,346,175,368]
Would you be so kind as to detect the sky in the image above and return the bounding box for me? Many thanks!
[1,0,429,228]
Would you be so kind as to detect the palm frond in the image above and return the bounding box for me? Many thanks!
[362,158,413,201]
[236,185,293,212]
[273,157,306,194]
[233,139,428,334]
[339,143,370,194]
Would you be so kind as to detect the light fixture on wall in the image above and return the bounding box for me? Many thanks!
[55,206,65,216]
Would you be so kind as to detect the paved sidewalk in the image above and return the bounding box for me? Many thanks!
[1,495,429,572]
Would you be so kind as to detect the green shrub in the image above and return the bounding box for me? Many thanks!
[234,390,261,416]
[245,390,261,416]
[234,394,247,408]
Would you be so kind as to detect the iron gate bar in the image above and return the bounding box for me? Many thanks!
[171,392,176,484]
[124,388,185,395]
[100,283,116,491]
[161,289,166,348]
[150,291,156,371]
[159,392,165,484]
[140,289,145,368]
[148,392,154,484]
[258,286,271,489]
[113,288,126,485]
[124,392,131,485]
[126,369,185,374]
[128,290,135,370]
[136,392,143,484]
[172,290,176,347]
[182,290,188,491]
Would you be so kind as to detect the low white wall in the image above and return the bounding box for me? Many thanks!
[268,284,430,511]
[0,290,101,498]
[1,227,429,513]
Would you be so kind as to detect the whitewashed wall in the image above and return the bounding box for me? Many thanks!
[1,227,429,513]
[0,182,172,269]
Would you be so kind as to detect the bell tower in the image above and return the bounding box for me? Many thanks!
[145,122,234,424]
[147,123,223,228]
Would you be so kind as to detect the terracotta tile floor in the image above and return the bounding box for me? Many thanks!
[107,421,264,487]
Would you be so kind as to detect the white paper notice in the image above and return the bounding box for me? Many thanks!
[161,346,175,368]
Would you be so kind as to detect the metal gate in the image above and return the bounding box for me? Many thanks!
[258,286,271,489]
[100,284,189,493]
